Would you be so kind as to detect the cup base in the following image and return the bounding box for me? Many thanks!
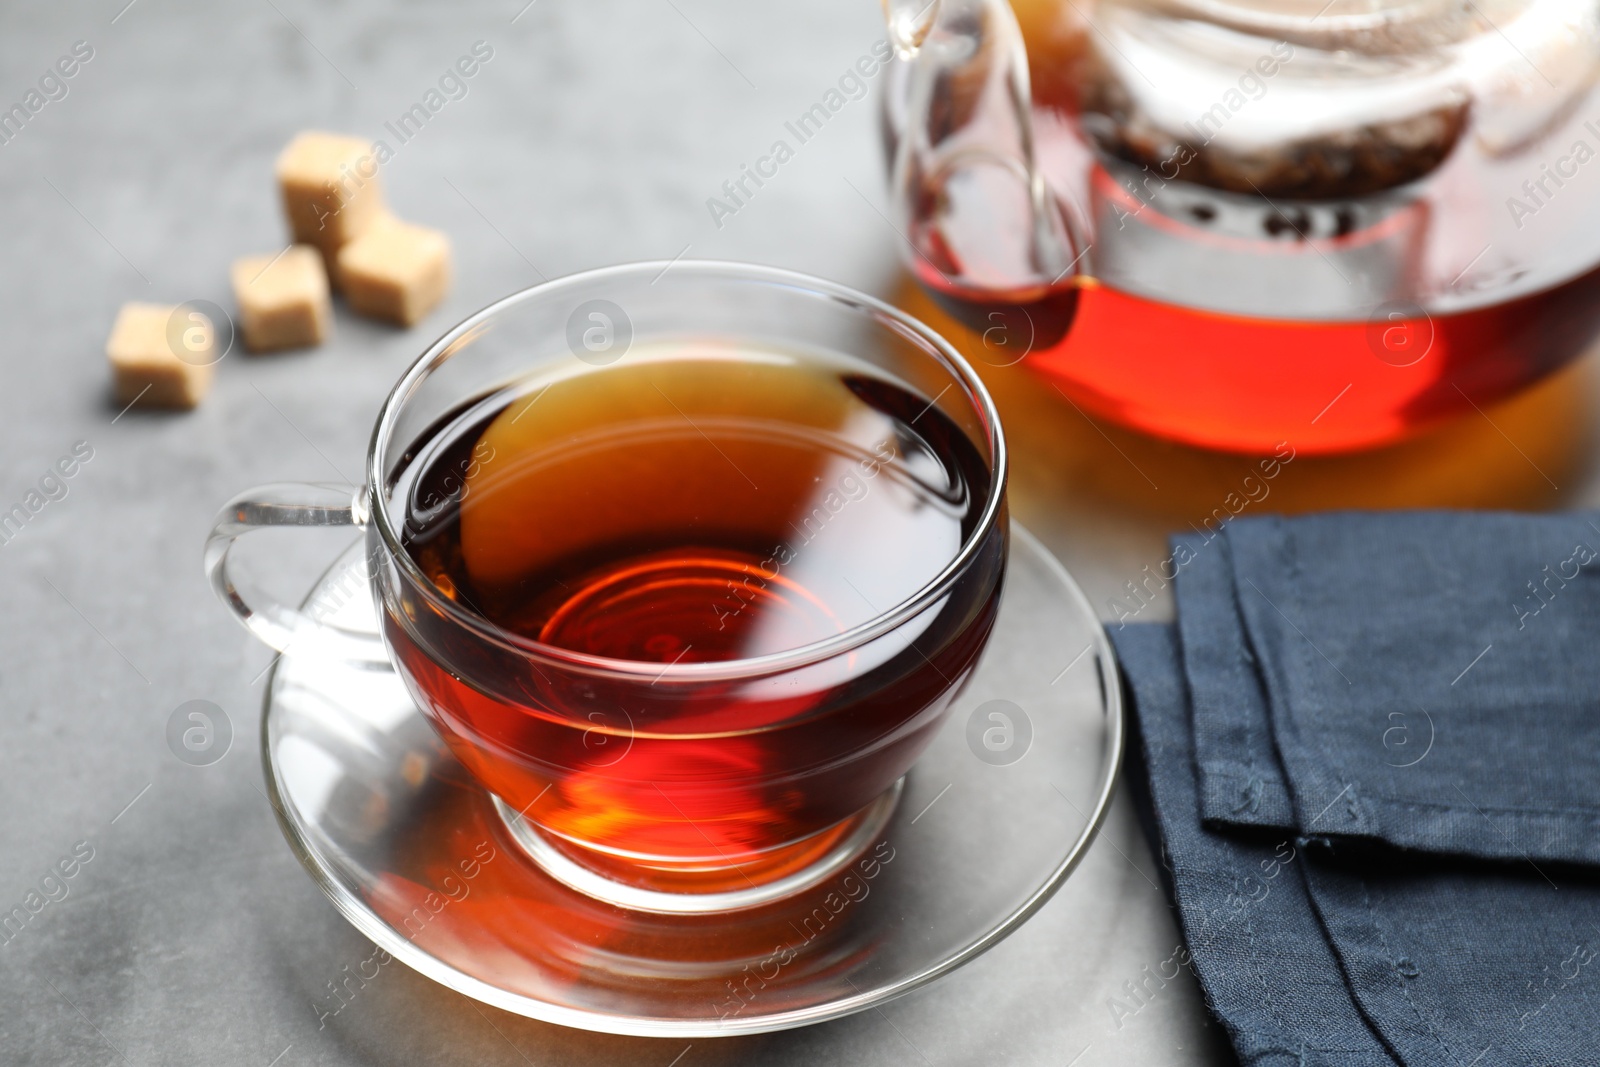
[491,779,905,915]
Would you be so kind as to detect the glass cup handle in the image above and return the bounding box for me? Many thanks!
[204,482,391,665]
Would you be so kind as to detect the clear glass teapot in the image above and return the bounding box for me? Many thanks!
[884,0,1600,452]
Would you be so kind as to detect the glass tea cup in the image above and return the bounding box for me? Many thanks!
[206,262,1008,913]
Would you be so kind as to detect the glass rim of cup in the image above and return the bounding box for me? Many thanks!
[367,259,1009,682]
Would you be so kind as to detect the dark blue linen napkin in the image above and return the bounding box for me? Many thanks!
[1115,623,1600,1067]
[1171,531,1294,830]
[1114,624,1398,1067]
[1174,511,1600,864]
[1115,509,1600,1067]
[1301,855,1600,1066]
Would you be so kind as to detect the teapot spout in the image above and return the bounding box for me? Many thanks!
[883,0,944,57]
[883,0,1086,350]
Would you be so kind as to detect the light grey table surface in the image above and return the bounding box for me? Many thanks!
[4,2,1597,1065]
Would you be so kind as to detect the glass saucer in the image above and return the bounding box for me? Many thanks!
[260,523,1122,1038]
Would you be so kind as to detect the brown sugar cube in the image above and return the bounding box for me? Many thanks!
[231,246,332,352]
[274,132,385,274]
[105,302,214,410]
[336,216,451,326]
